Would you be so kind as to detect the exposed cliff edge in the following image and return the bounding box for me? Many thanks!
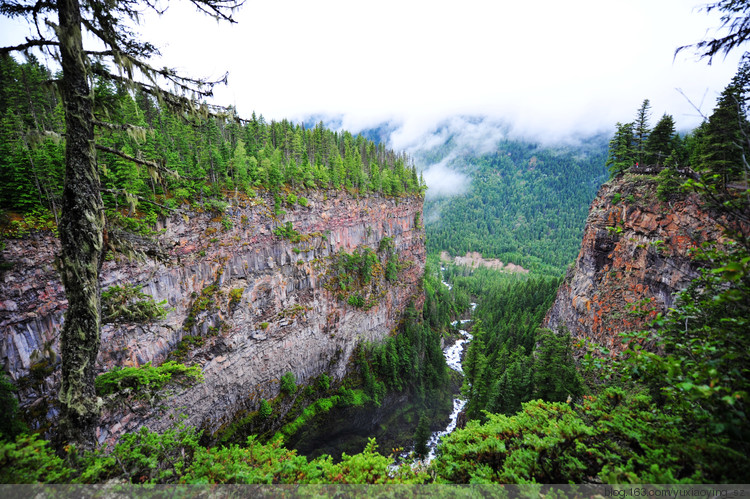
[543,175,729,353]
[0,191,425,445]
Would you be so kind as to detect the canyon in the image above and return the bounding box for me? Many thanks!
[0,190,425,446]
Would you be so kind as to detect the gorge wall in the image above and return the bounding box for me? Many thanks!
[0,191,425,445]
[543,175,727,353]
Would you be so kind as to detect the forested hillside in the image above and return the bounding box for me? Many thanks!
[0,55,424,230]
[2,0,750,485]
[423,137,608,275]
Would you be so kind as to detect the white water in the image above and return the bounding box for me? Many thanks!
[393,270,476,468]
[422,314,474,463]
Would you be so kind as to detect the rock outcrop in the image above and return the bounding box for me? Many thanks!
[439,251,529,274]
[543,175,727,353]
[0,190,425,445]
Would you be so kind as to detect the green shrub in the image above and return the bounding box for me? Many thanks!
[385,257,399,282]
[101,284,169,324]
[280,371,296,395]
[258,399,272,420]
[347,293,365,308]
[0,434,72,483]
[173,188,191,201]
[205,198,228,213]
[95,361,203,399]
[317,373,332,392]
[78,422,202,484]
[229,288,243,307]
[273,221,302,243]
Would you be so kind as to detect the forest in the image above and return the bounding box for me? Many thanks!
[0,54,424,237]
[1,0,750,487]
[424,137,608,275]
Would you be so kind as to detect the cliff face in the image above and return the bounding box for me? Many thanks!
[0,191,425,445]
[543,176,725,353]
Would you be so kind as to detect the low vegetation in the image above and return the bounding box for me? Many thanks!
[95,361,204,399]
[101,284,169,324]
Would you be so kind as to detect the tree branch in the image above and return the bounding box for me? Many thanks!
[101,188,174,212]
[95,143,204,181]
[0,0,55,18]
[96,143,175,177]
[0,37,59,54]
[187,0,245,23]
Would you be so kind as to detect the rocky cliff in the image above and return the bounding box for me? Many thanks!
[543,175,727,353]
[0,190,425,445]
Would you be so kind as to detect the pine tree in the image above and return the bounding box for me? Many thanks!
[414,413,431,457]
[606,122,635,176]
[633,99,651,165]
[699,64,750,184]
[645,113,677,166]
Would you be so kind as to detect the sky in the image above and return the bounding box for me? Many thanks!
[0,0,745,152]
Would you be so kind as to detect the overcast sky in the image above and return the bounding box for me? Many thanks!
[0,0,745,150]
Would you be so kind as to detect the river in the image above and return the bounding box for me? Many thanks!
[420,310,474,463]
[404,266,475,464]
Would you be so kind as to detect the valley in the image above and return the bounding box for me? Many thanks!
[1,2,750,485]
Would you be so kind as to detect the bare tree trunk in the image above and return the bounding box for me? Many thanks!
[57,0,105,451]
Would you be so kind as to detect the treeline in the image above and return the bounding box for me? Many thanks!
[0,55,424,221]
[607,55,750,195]
[425,137,608,275]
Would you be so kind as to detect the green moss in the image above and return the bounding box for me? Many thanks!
[169,335,205,362]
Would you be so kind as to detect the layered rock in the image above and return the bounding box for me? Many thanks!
[0,190,425,444]
[543,176,726,353]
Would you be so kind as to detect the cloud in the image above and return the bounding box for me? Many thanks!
[3,0,741,147]
[421,153,471,199]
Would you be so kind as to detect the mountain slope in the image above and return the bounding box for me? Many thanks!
[423,137,608,275]
[1,191,425,444]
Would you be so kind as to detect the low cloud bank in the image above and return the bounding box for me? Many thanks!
[421,154,471,199]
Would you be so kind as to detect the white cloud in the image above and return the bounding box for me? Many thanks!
[0,0,743,143]
[421,153,471,199]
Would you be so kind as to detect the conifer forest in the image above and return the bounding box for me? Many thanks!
[0,0,749,490]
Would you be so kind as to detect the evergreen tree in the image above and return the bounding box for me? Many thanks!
[1,0,243,451]
[606,122,635,176]
[532,330,582,403]
[698,62,750,184]
[633,98,651,165]
[414,413,431,457]
[645,113,677,165]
